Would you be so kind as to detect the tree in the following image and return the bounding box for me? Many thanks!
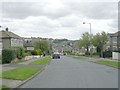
[91,31,108,57]
[77,32,91,52]
[34,40,49,55]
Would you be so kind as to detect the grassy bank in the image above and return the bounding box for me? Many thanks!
[2,67,42,80]
[30,56,51,65]
[0,85,9,90]
[94,60,120,69]
[68,55,88,59]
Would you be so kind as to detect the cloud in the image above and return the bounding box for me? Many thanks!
[65,2,118,19]
[1,1,71,19]
[1,1,118,19]
[0,1,118,40]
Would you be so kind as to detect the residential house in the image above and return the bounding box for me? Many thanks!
[104,31,120,51]
[23,37,42,50]
[0,29,23,50]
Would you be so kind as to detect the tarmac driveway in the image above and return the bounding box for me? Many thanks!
[20,56,118,88]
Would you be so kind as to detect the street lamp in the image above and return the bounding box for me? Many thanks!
[83,22,92,57]
[83,22,92,35]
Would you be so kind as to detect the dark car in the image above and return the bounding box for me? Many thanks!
[52,54,60,59]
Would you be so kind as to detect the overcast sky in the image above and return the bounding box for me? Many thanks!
[0,0,119,40]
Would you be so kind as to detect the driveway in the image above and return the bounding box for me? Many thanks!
[20,56,118,88]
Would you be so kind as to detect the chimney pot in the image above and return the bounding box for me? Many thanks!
[6,27,8,31]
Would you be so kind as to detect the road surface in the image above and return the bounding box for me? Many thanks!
[20,56,118,88]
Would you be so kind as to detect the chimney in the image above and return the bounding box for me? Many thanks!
[5,27,8,31]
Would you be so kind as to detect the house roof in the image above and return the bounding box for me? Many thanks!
[0,30,22,39]
[108,31,120,37]
[23,41,34,47]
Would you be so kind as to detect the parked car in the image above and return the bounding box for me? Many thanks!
[52,54,60,59]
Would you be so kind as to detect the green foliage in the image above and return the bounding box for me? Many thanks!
[30,56,51,65]
[0,55,2,64]
[92,52,99,56]
[30,49,42,55]
[85,51,90,55]
[35,49,42,55]
[11,47,25,59]
[1,85,9,90]
[77,32,91,52]
[77,31,108,57]
[95,60,120,69]
[34,40,49,54]
[2,67,41,80]
[2,47,25,64]
[30,50,37,55]
[91,31,108,57]
[2,49,16,64]
[68,55,88,59]
[103,50,112,58]
[23,52,31,56]
[63,50,72,54]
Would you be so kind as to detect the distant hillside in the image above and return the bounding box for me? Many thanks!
[52,39,77,48]
[53,39,69,43]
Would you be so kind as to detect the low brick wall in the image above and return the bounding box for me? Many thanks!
[112,52,120,61]
[24,55,41,60]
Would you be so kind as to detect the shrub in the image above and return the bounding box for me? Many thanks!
[24,52,31,56]
[103,50,112,58]
[35,49,42,55]
[85,51,90,55]
[92,52,99,56]
[31,50,37,55]
[2,49,16,64]
[11,47,25,59]
[0,55,2,64]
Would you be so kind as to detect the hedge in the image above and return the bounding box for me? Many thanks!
[30,49,42,55]
[2,49,16,64]
[12,47,25,59]
[103,51,112,58]
[2,47,25,64]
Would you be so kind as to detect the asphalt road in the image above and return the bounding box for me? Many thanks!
[20,56,118,88]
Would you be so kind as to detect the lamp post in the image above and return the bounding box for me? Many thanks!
[83,22,92,57]
[83,22,92,36]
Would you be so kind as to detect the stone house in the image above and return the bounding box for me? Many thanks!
[104,31,120,51]
[0,30,23,50]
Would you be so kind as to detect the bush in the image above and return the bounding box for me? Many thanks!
[35,49,42,55]
[2,49,16,64]
[92,52,99,56]
[103,50,112,58]
[11,47,25,59]
[30,49,42,56]
[85,51,90,55]
[31,50,37,55]
[24,52,31,56]
[0,55,2,64]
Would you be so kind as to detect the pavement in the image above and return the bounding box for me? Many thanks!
[19,56,118,88]
[1,57,44,88]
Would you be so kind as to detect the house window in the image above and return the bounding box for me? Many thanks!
[0,42,2,49]
[113,46,117,51]
[112,37,117,43]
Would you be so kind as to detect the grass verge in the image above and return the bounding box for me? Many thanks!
[68,55,88,59]
[0,85,9,90]
[0,70,2,77]
[94,60,120,69]
[2,67,42,80]
[30,56,51,65]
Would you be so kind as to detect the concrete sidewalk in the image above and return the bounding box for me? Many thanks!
[1,57,45,89]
